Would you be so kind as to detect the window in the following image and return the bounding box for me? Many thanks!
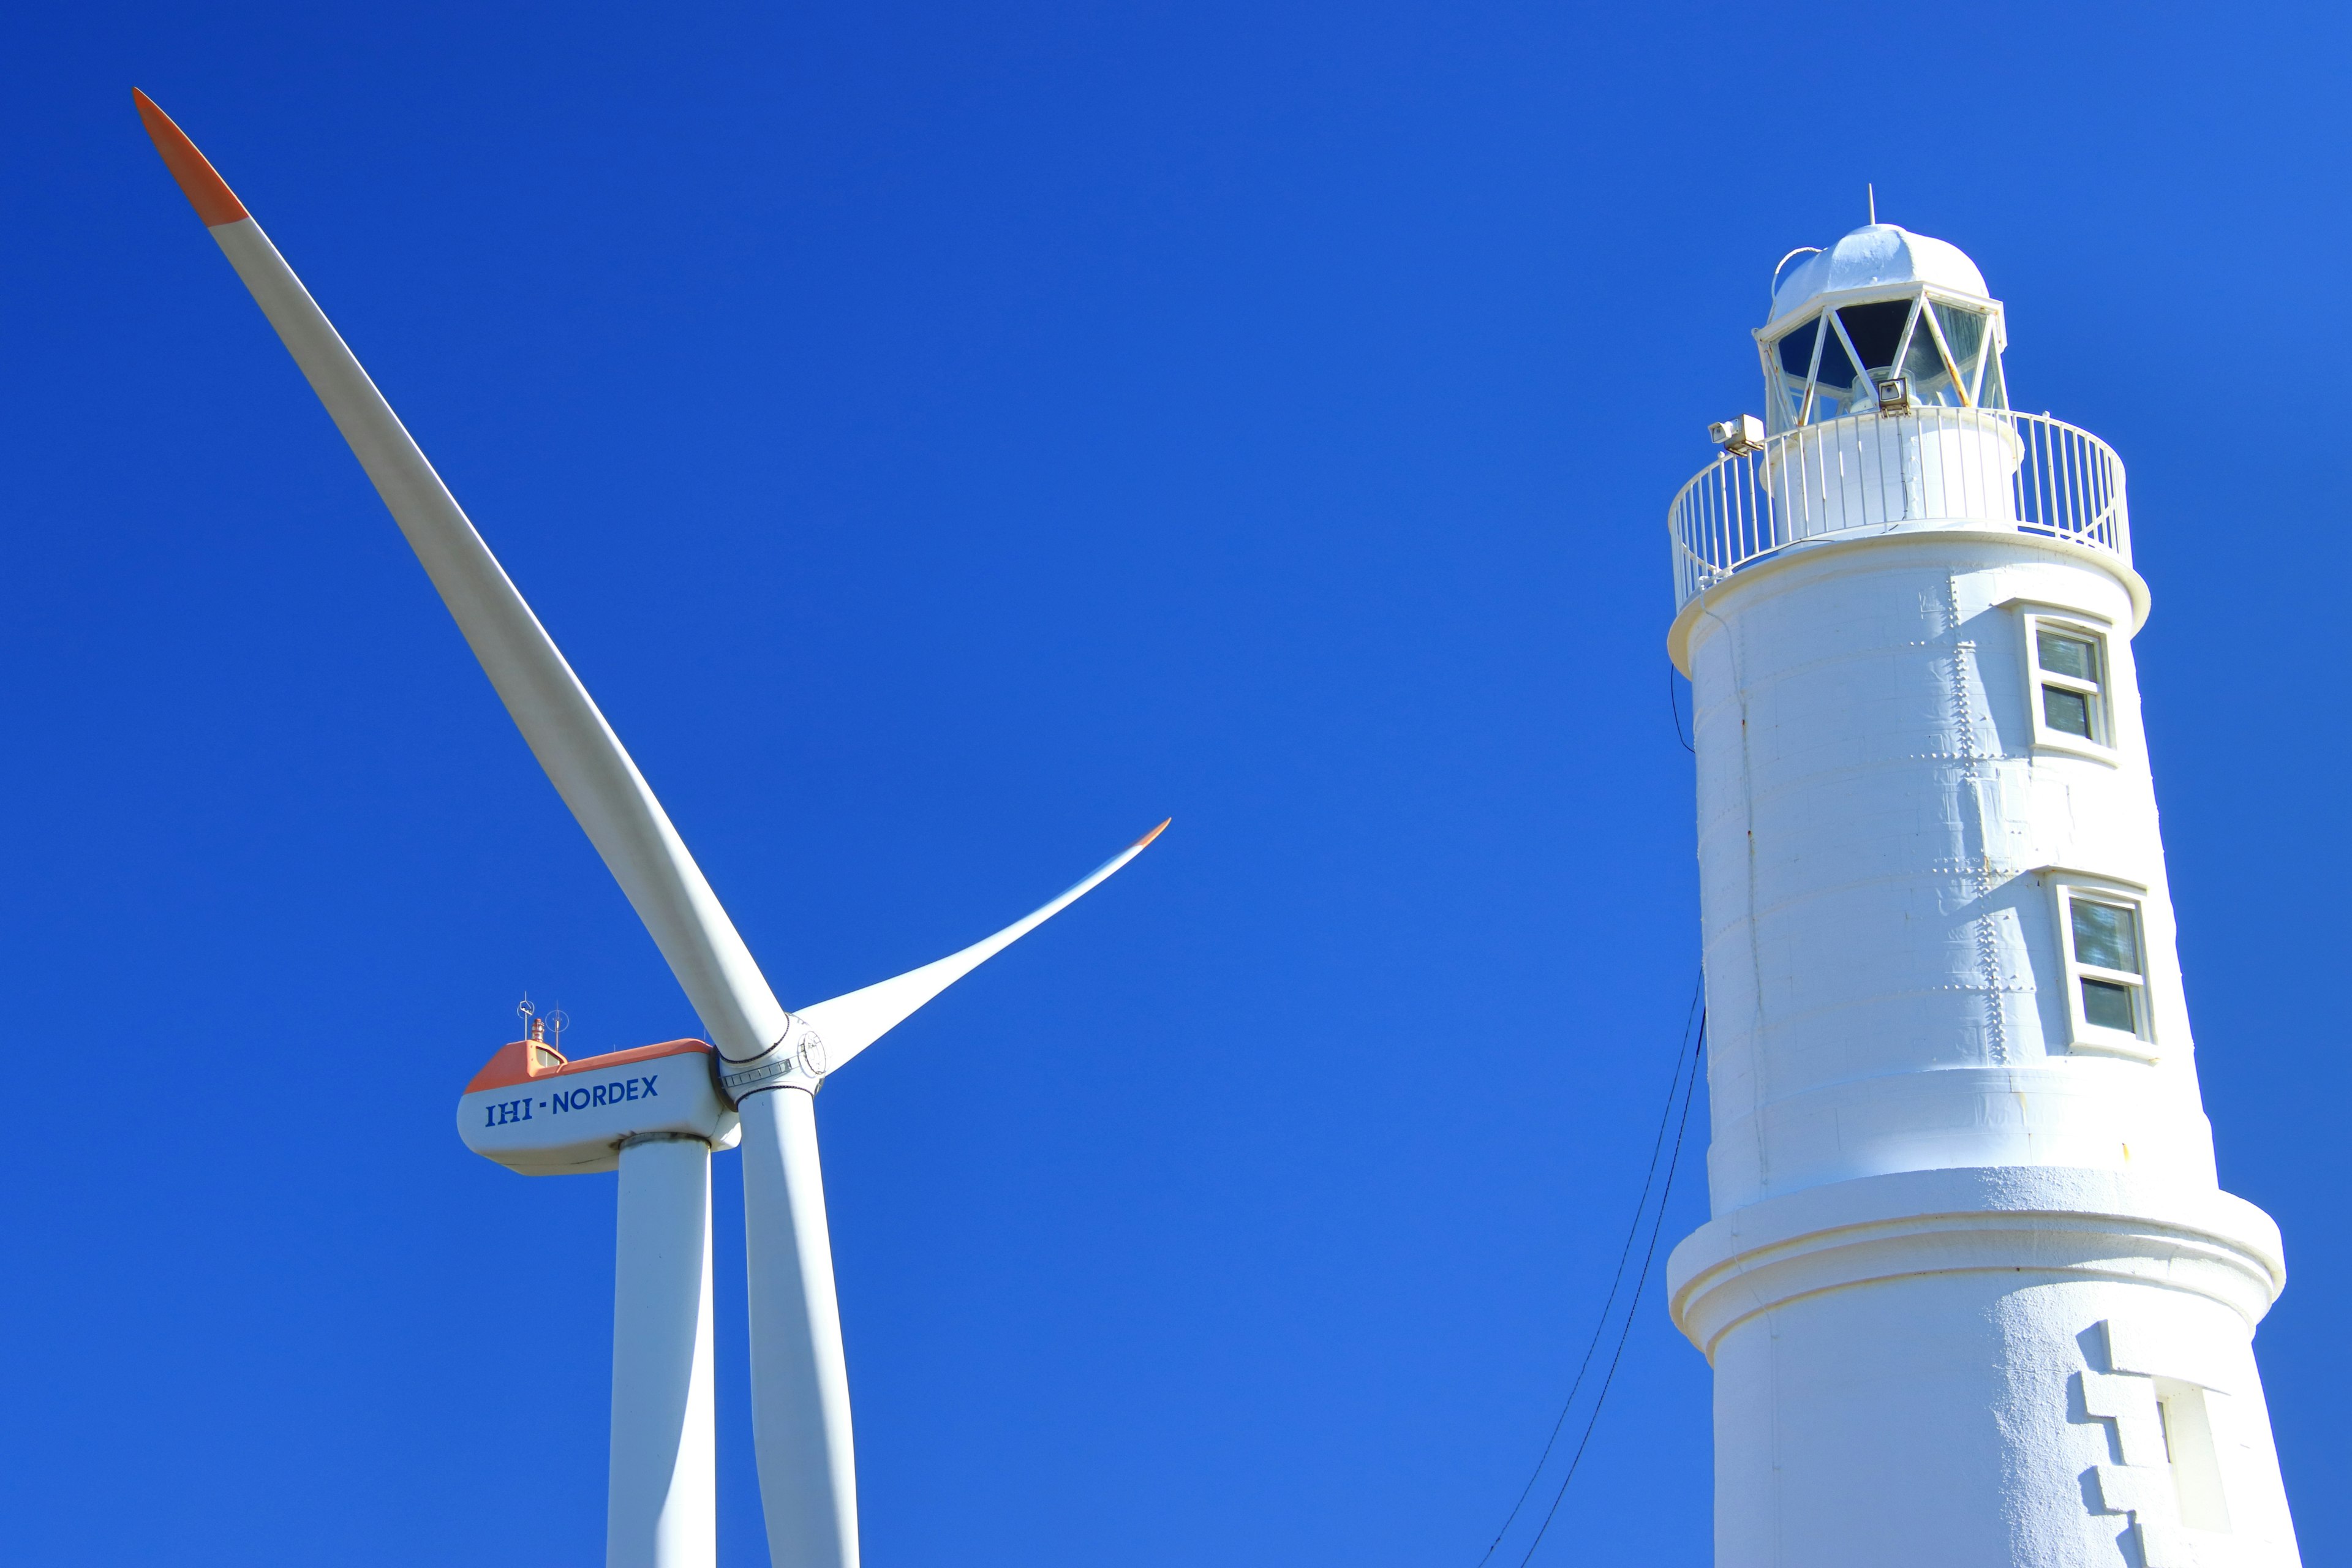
[1976,338,2008,410]
[2155,1385,2232,1532]
[1931,302,1997,405]
[1757,287,2006,428]
[1811,318,1868,418]
[1836,299,1913,375]
[2023,613,2114,755]
[2072,899,2143,1030]
[1896,303,1964,407]
[1766,315,1822,431]
[2056,886,2154,1054]
[2040,629,2098,737]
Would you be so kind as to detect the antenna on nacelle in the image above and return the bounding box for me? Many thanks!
[514,994,567,1071]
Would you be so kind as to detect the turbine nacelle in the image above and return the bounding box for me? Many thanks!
[458,1037,740,1176]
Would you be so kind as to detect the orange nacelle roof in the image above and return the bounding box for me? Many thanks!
[465,1038,714,1095]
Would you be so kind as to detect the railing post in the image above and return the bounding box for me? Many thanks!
[1666,412,2130,612]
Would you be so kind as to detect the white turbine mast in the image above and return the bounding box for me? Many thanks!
[135,90,1166,1568]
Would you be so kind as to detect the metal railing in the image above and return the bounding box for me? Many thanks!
[1667,408,2130,609]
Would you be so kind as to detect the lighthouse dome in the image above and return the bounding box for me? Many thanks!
[1755,222,2008,431]
[1769,223,1989,328]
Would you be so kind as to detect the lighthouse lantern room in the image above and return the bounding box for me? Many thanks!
[1660,223,2302,1567]
[1759,225,2008,428]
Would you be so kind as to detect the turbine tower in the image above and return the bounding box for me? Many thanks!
[1662,223,2301,1566]
[135,90,1163,1568]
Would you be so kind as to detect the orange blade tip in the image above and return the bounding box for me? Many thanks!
[1133,818,1172,850]
[133,89,249,227]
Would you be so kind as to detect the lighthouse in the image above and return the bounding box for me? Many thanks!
[1660,224,2302,1567]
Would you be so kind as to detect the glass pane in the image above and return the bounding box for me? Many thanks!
[1932,302,1988,400]
[2071,899,2143,976]
[2043,685,2094,737]
[2037,630,2098,682]
[1776,317,1822,378]
[1978,347,2008,410]
[1836,300,1913,371]
[1771,375,1805,431]
[1813,324,1866,417]
[1902,308,1962,407]
[2082,978,2139,1032]
[1770,317,1820,429]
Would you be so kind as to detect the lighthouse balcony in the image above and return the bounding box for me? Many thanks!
[1667,408,2130,609]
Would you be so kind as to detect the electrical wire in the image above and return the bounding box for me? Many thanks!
[1668,666,1695,753]
[1515,1014,1706,1566]
[1473,983,1705,1567]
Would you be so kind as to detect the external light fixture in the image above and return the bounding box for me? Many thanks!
[1708,413,1765,455]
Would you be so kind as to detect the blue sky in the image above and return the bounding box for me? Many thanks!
[3,2,2345,1562]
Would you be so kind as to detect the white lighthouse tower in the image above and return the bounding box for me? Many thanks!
[1660,224,2303,1568]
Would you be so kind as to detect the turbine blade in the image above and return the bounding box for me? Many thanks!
[797,820,1168,1071]
[140,89,856,1567]
[132,89,790,1063]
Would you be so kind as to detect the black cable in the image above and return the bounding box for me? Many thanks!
[1474,982,1705,1567]
[1668,666,1695,753]
[1515,1014,1706,1566]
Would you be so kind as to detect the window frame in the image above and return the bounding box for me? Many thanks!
[2020,609,2119,762]
[2047,875,2158,1060]
[1758,313,1825,432]
[1938,301,1994,409]
[1822,309,1874,418]
[1933,300,1996,407]
[1894,300,1966,408]
[2154,1382,2233,1532]
[1752,282,2007,429]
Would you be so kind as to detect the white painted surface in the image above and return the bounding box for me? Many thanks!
[1668,412,2133,611]
[738,1087,861,1568]
[794,821,1167,1074]
[198,191,1157,1568]
[198,213,851,1556]
[205,217,789,1065]
[1699,1251,2295,1566]
[1679,536,2211,1211]
[458,1044,735,1176]
[1667,337,2302,1559]
[609,1136,718,1568]
[1769,222,1990,327]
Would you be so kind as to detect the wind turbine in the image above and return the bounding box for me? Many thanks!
[134,89,1164,1568]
